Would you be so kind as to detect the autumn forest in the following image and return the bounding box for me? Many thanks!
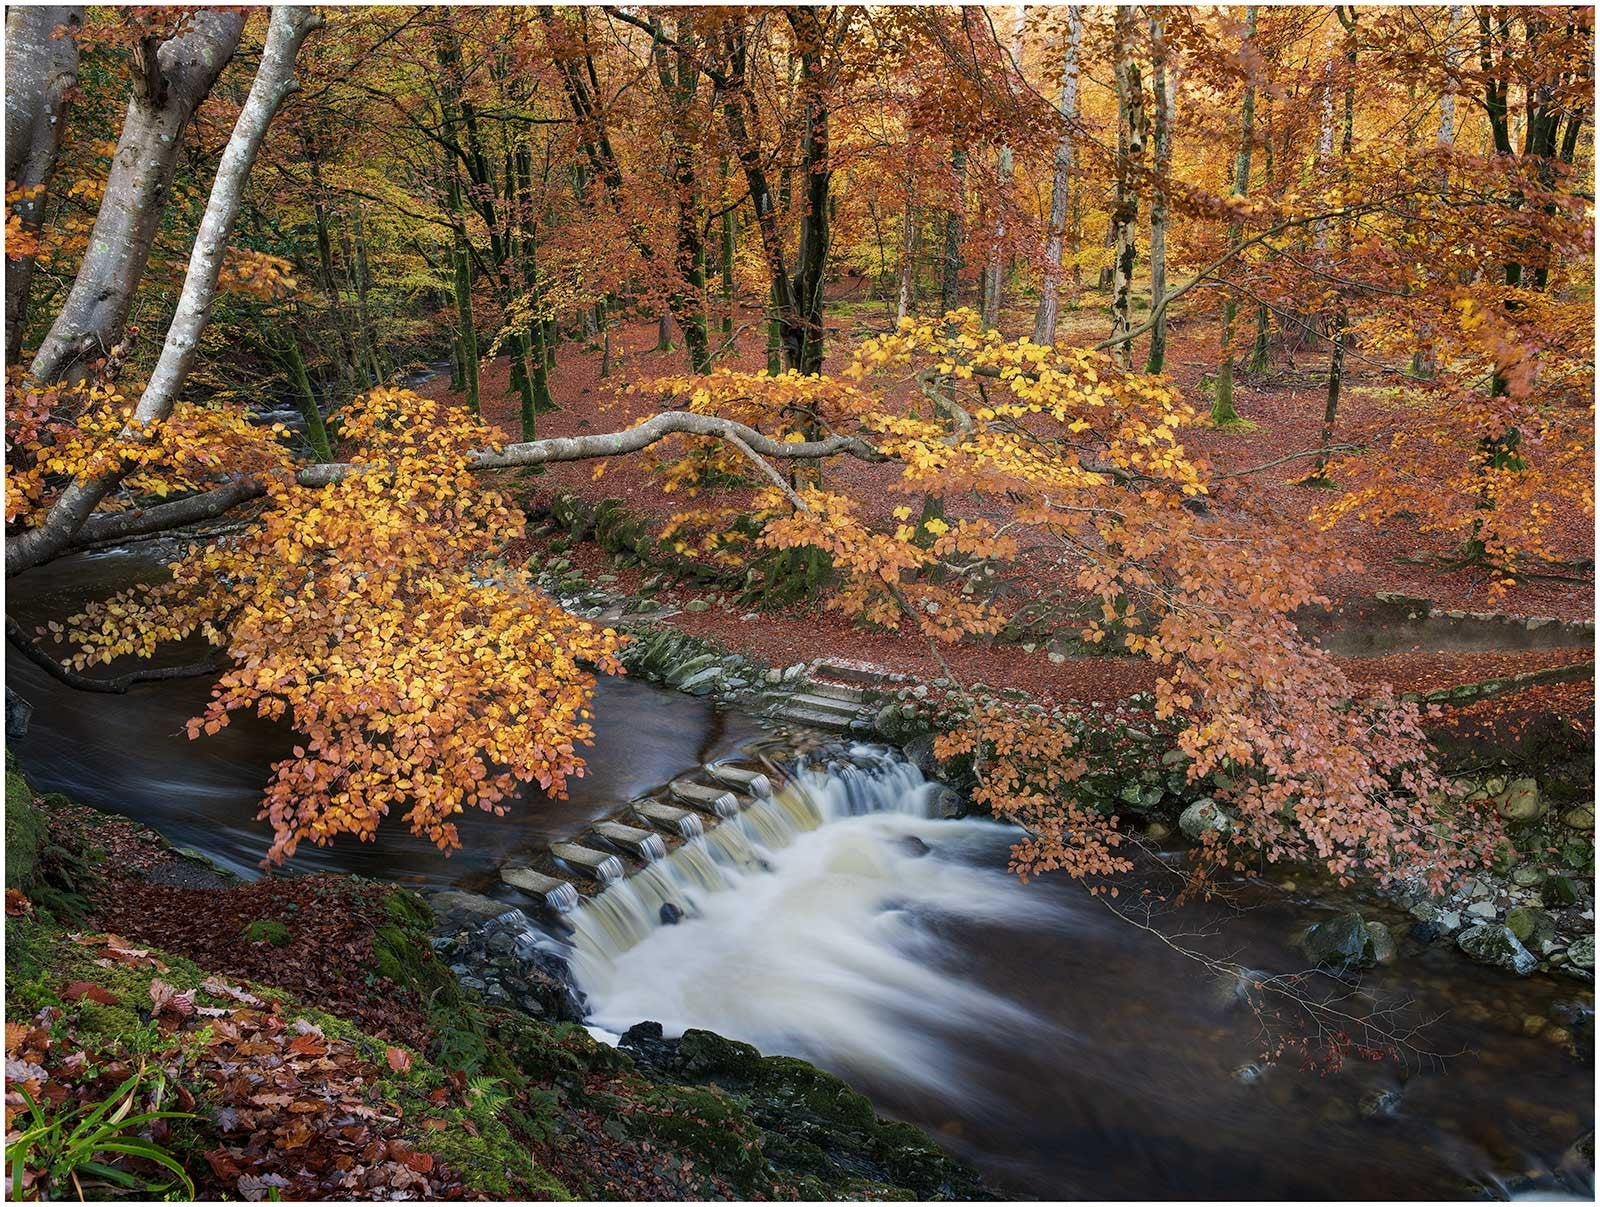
[3,4,1595,1203]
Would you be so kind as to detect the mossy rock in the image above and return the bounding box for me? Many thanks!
[243,919,291,947]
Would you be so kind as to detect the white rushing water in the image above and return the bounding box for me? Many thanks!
[567,747,1063,1097]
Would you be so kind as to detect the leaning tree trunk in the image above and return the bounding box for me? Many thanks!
[5,6,82,363]
[1144,11,1175,374]
[8,6,322,578]
[1107,6,1146,370]
[1212,5,1258,425]
[28,9,246,385]
[1034,5,1083,346]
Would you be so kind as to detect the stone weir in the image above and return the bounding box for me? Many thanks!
[486,733,953,928]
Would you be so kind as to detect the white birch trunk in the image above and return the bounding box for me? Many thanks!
[1032,4,1082,346]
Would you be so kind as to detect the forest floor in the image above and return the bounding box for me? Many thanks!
[414,288,1595,733]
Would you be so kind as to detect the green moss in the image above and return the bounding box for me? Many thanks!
[6,757,47,892]
[243,918,291,946]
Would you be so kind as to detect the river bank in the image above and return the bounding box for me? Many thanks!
[5,762,994,1201]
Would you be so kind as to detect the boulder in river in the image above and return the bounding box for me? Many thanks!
[1567,935,1595,971]
[1505,906,1557,948]
[1365,921,1398,964]
[1495,778,1545,821]
[1302,913,1373,971]
[1456,923,1537,976]
[1178,798,1233,842]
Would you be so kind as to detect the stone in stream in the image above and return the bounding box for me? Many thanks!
[1365,921,1399,964]
[1568,935,1595,970]
[669,779,741,817]
[551,842,625,883]
[660,903,683,926]
[1505,906,1557,949]
[1178,798,1233,842]
[1302,913,1374,971]
[703,763,772,797]
[1456,924,1538,976]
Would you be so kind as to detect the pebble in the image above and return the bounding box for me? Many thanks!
[1466,900,1498,919]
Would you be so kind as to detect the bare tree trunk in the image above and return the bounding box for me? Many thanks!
[1144,12,1175,373]
[1034,7,1083,345]
[1108,7,1146,369]
[1311,8,1358,480]
[1212,6,1258,424]
[28,9,246,384]
[5,6,82,362]
[981,6,1025,331]
[8,6,321,577]
[896,188,918,321]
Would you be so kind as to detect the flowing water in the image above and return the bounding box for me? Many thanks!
[6,548,1594,1200]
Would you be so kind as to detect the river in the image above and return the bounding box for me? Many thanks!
[6,546,1593,1200]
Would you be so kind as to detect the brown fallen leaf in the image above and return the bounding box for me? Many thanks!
[6,889,32,917]
[61,981,119,1006]
[385,1046,411,1074]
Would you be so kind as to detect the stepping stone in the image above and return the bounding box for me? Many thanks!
[551,842,625,884]
[769,703,859,731]
[669,780,740,817]
[592,821,667,861]
[704,763,772,797]
[801,680,868,704]
[781,691,865,719]
[500,867,582,913]
[810,657,900,686]
[633,800,705,838]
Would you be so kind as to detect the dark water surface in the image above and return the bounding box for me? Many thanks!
[6,546,1594,1200]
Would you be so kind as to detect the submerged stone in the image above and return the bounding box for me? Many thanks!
[1302,913,1373,970]
[1456,924,1537,976]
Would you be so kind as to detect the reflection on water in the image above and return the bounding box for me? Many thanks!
[6,547,1594,1200]
[6,545,763,883]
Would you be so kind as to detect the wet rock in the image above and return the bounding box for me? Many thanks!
[902,735,941,779]
[1568,935,1595,970]
[1408,921,1440,944]
[1144,821,1172,842]
[1512,866,1549,889]
[1438,910,1463,932]
[1505,906,1557,948]
[1561,805,1596,831]
[659,903,684,926]
[1231,1062,1266,1085]
[896,836,931,858]
[1302,913,1374,971]
[1178,798,1233,842]
[1465,900,1498,920]
[931,788,966,819]
[1543,876,1583,907]
[683,599,710,613]
[1359,1087,1403,1119]
[1365,921,1398,964]
[1456,924,1537,976]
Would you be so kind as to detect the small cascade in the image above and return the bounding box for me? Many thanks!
[637,832,668,862]
[593,854,625,884]
[565,745,942,978]
[545,881,581,914]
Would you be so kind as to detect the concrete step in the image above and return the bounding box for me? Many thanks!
[810,657,900,686]
[703,763,772,797]
[782,691,866,718]
[550,842,625,883]
[802,680,869,704]
[500,867,581,912]
[769,704,861,731]
[669,779,740,817]
[592,821,668,861]
[632,800,704,838]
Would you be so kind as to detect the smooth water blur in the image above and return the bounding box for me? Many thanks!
[7,549,1594,1200]
[5,545,763,883]
[570,754,1595,1201]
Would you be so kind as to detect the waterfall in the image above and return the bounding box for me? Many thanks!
[564,743,1055,1099]
[565,745,947,975]
[636,833,668,863]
